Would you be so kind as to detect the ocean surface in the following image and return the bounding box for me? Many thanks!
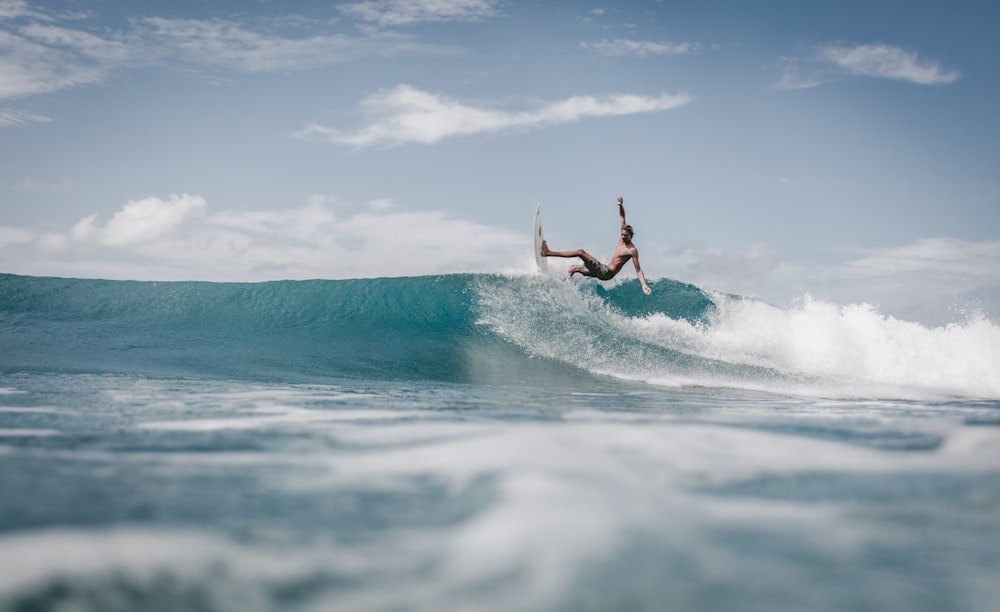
[1,271,999,612]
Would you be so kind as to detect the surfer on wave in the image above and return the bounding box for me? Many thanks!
[541,196,652,295]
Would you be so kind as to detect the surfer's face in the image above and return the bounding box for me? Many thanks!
[621,229,632,242]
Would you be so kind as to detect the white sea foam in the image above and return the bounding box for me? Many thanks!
[477,277,1000,400]
[690,293,1000,399]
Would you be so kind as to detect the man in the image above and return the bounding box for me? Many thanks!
[541,196,652,295]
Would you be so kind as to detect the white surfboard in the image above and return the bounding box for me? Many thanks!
[533,205,548,272]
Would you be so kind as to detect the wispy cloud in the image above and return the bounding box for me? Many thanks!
[0,0,38,20]
[134,17,455,73]
[777,43,959,90]
[0,2,463,104]
[0,19,128,100]
[775,58,828,91]
[821,44,959,85]
[840,238,1000,278]
[580,38,699,58]
[2,195,526,281]
[339,0,501,27]
[0,107,48,126]
[296,84,692,147]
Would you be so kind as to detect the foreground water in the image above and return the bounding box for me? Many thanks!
[1,273,999,611]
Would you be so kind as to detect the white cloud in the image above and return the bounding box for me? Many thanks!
[840,238,1000,278]
[296,84,692,147]
[0,0,34,20]
[0,106,48,126]
[580,38,699,58]
[0,5,459,102]
[339,0,501,27]
[774,58,827,91]
[137,17,348,72]
[0,195,527,281]
[70,194,207,247]
[0,21,127,100]
[17,22,129,62]
[0,4,131,100]
[12,176,74,194]
[777,43,959,90]
[0,225,33,248]
[820,44,959,85]
[134,17,452,73]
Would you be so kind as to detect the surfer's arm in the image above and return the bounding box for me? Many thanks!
[617,196,626,228]
[632,253,652,295]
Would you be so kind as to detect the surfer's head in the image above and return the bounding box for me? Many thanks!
[622,225,634,240]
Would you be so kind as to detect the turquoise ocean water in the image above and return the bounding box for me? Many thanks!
[1,271,999,611]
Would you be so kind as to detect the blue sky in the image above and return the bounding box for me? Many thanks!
[1,0,998,323]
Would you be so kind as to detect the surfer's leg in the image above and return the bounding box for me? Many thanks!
[540,243,598,279]
[541,242,593,261]
[541,241,574,257]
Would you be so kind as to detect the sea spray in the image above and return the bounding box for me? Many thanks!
[695,293,1000,398]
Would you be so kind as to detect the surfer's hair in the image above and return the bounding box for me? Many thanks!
[623,224,634,237]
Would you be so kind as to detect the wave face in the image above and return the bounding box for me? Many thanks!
[2,273,998,399]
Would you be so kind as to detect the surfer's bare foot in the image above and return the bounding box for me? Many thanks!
[541,240,551,256]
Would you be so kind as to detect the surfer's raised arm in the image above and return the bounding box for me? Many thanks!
[617,196,626,229]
